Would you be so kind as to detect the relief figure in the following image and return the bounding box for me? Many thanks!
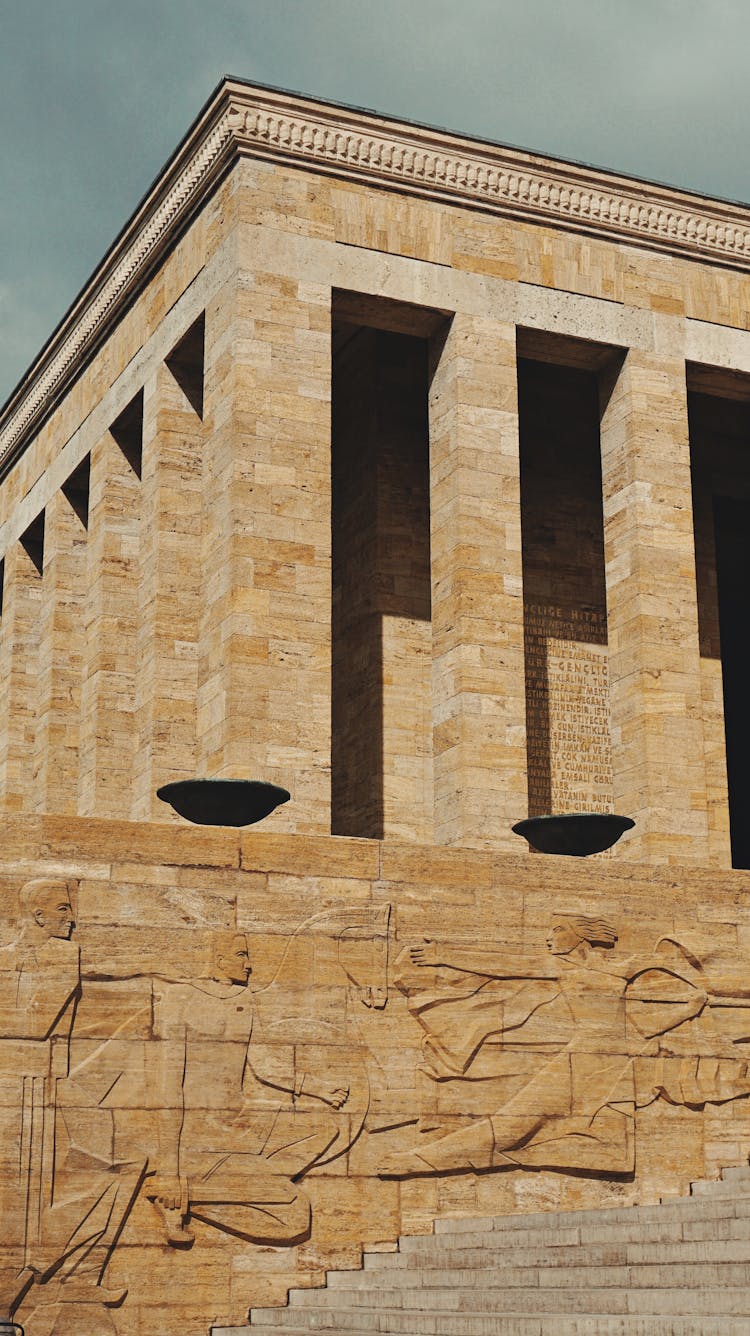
[379,914,750,1178]
[147,931,352,1248]
[0,879,145,1321]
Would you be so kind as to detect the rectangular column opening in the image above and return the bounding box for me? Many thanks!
[688,365,750,868]
[517,332,614,818]
[165,312,205,419]
[62,454,91,529]
[111,389,144,478]
[20,513,45,575]
[331,293,439,840]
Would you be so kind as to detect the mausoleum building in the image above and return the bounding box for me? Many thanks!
[1,79,750,1335]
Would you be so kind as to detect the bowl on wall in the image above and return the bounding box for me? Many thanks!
[157,779,291,827]
[512,813,635,857]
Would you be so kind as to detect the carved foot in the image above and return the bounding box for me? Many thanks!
[149,1198,195,1247]
[378,1149,438,1177]
[50,1281,128,1307]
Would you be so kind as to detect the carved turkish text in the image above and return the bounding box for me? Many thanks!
[525,604,613,814]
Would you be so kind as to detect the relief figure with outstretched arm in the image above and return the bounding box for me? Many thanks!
[379,914,750,1178]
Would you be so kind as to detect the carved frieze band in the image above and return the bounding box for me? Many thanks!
[228,102,750,262]
[3,81,750,472]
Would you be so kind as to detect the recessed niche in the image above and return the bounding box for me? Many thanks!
[110,389,144,478]
[688,370,750,869]
[518,350,612,818]
[331,295,437,841]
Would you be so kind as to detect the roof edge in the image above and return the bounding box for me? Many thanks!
[3,77,750,474]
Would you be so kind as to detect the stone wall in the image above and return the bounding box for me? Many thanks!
[0,145,749,858]
[2,817,750,1333]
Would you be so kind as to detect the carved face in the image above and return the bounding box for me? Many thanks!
[34,889,75,939]
[547,922,582,956]
[215,934,252,985]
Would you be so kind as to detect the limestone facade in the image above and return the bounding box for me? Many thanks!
[0,79,750,1334]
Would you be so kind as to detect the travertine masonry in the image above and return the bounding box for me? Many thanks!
[78,428,141,818]
[0,539,42,811]
[332,327,432,842]
[197,268,332,832]
[0,102,747,851]
[34,487,87,813]
[429,315,526,849]
[0,818,749,1335]
[135,359,203,819]
[600,351,709,863]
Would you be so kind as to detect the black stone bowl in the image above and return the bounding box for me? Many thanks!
[156,779,291,827]
[512,813,635,857]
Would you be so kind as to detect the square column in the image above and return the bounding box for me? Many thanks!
[78,430,141,818]
[33,488,87,812]
[197,272,332,833]
[600,351,709,862]
[428,315,526,848]
[133,361,203,819]
[0,541,42,811]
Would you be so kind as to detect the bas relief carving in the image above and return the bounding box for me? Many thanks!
[4,878,750,1332]
[378,914,750,1178]
[0,879,146,1325]
[146,903,390,1249]
[0,880,390,1331]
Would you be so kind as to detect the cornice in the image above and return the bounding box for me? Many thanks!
[2,78,750,475]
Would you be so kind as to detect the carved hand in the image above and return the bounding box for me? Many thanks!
[409,939,442,968]
[302,1077,350,1108]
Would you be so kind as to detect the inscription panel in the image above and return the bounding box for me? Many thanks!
[525,604,613,815]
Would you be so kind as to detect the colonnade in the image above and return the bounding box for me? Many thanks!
[0,267,726,864]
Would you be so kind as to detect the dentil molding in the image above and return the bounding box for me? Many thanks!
[2,78,750,473]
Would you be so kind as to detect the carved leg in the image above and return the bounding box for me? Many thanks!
[35,1158,146,1305]
[378,1117,496,1176]
[0,1265,35,1318]
[41,1272,128,1307]
[191,1191,312,1246]
[188,1161,312,1245]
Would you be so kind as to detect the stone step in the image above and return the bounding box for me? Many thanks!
[399,1208,750,1260]
[248,1322,750,1336]
[363,1218,748,1266]
[428,1194,750,1239]
[293,1260,750,1306]
[690,1175,750,1198]
[253,1285,750,1323]
[326,1235,750,1288]
[721,1164,750,1182]
[252,1291,750,1329]
[249,1167,750,1335]
[394,1222,750,1270]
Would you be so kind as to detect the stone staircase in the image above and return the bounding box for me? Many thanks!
[245,1166,750,1335]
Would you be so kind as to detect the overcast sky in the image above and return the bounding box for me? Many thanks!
[2,0,749,405]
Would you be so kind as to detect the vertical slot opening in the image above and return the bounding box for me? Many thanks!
[110,389,144,478]
[517,333,613,818]
[20,513,45,576]
[688,366,750,868]
[61,454,91,528]
[165,312,205,418]
[331,295,436,840]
